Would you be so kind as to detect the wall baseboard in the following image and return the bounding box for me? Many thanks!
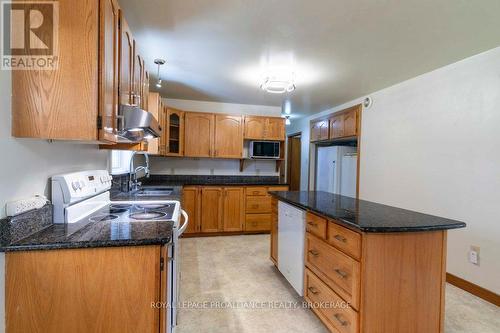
[446,273,500,306]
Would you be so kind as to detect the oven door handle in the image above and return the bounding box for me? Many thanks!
[178,209,189,236]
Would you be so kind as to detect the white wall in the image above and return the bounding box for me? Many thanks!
[288,47,500,294]
[151,99,283,176]
[0,68,109,332]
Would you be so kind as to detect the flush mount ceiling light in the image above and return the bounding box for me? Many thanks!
[260,72,296,94]
[154,59,166,88]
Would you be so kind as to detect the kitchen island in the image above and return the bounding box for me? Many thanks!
[269,191,466,333]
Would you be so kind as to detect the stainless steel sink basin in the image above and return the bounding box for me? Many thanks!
[134,187,174,196]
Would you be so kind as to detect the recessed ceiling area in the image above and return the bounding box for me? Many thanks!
[120,0,500,116]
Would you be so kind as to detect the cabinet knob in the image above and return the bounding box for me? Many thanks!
[334,268,348,279]
[307,287,319,295]
[333,314,348,326]
[333,234,347,243]
[308,250,319,257]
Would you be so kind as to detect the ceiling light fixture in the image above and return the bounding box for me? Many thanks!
[154,59,166,88]
[260,72,296,94]
[285,116,291,126]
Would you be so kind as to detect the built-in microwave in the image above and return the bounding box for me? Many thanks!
[249,141,280,159]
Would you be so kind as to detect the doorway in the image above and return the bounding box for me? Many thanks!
[287,133,302,191]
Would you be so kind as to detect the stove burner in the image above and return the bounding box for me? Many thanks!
[129,211,167,220]
[108,208,127,214]
[136,203,172,210]
[110,204,133,209]
[89,214,119,222]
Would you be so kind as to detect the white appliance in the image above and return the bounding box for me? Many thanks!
[51,170,188,333]
[315,146,357,197]
[278,201,306,296]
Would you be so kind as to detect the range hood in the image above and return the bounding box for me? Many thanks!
[117,104,162,142]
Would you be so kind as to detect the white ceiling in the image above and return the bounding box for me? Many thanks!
[120,0,500,116]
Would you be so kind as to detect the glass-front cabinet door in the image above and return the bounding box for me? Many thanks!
[166,108,184,156]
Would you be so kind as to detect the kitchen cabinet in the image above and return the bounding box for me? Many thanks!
[133,53,143,107]
[214,115,243,158]
[270,198,278,265]
[245,185,289,232]
[329,106,359,140]
[329,115,344,139]
[343,109,358,137]
[6,245,165,333]
[147,92,162,155]
[158,105,167,155]
[182,187,201,234]
[243,116,286,141]
[222,187,245,232]
[119,11,134,107]
[166,108,185,156]
[184,113,215,157]
[310,119,329,142]
[200,187,223,233]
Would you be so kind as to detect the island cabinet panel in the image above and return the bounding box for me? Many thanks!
[6,246,161,333]
[270,198,279,264]
[200,187,223,232]
[214,115,243,158]
[361,231,447,333]
[182,186,201,234]
[222,187,245,232]
[12,0,100,140]
[184,112,215,157]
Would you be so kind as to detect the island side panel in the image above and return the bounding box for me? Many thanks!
[360,231,447,333]
[6,246,161,333]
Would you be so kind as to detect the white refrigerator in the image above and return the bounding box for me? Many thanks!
[315,146,357,197]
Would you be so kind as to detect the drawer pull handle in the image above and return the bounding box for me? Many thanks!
[334,269,348,279]
[307,222,317,227]
[333,313,348,326]
[308,250,320,257]
[334,234,347,242]
[307,287,319,295]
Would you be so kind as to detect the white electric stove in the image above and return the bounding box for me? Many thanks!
[51,170,187,333]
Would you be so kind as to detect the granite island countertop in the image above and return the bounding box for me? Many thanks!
[270,191,466,233]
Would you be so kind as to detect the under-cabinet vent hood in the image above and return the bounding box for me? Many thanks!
[117,104,162,142]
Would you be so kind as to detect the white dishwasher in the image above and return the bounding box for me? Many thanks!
[278,201,306,296]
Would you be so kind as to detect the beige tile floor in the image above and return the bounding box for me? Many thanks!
[176,235,500,333]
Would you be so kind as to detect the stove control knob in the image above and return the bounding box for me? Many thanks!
[71,182,78,191]
[79,181,85,188]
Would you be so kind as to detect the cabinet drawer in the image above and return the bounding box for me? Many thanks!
[246,187,268,196]
[327,222,362,260]
[306,212,327,239]
[268,186,289,192]
[306,233,361,310]
[305,269,359,333]
[246,196,271,213]
[245,214,271,231]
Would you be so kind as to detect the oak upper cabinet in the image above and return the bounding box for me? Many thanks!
[12,0,107,141]
[214,115,243,158]
[329,115,344,139]
[310,119,329,142]
[343,108,358,137]
[147,92,161,155]
[200,187,223,233]
[166,108,185,156]
[222,187,245,232]
[184,113,215,157]
[243,116,285,140]
[119,11,134,107]
[182,187,200,234]
[243,116,266,139]
[143,71,150,111]
[266,117,286,140]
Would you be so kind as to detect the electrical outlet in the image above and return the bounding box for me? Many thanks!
[468,246,480,265]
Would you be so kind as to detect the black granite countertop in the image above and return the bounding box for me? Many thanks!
[141,175,287,186]
[270,191,466,233]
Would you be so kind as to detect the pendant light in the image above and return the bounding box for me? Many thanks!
[154,59,166,88]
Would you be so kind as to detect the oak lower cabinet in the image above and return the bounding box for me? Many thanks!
[6,246,167,333]
[184,112,215,157]
[302,215,447,333]
[270,198,278,265]
[181,185,288,235]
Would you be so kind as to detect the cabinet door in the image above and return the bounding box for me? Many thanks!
[99,0,119,143]
[244,116,266,139]
[270,198,278,264]
[200,187,222,233]
[133,52,142,107]
[184,113,214,157]
[214,115,243,158]
[311,120,329,142]
[223,187,244,232]
[343,110,357,137]
[166,108,185,156]
[182,187,200,234]
[147,92,160,155]
[266,118,286,140]
[119,12,134,106]
[329,115,344,139]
